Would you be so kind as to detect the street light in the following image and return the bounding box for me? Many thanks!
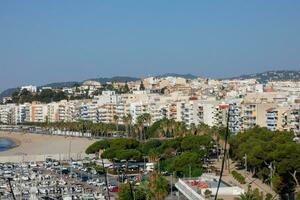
[268,162,275,189]
[243,154,247,172]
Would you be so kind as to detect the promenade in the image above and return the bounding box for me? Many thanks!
[213,158,277,198]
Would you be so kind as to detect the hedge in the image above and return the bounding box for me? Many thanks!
[231,170,246,184]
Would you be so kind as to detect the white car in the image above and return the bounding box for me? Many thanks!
[29,162,37,167]
[38,188,46,194]
[96,182,105,186]
[75,187,82,193]
[91,169,97,175]
[87,180,95,185]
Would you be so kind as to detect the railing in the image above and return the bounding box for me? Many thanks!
[175,179,205,200]
[0,152,94,163]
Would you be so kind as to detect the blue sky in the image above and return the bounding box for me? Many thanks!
[0,1,300,91]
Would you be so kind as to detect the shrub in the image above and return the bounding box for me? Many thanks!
[231,170,246,184]
[265,193,273,200]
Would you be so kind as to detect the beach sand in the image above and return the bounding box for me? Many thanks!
[0,131,97,156]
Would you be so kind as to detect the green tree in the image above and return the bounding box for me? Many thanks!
[170,152,202,177]
[118,183,147,200]
[139,81,145,90]
[122,114,132,137]
[147,172,169,200]
[85,140,110,154]
[113,115,119,132]
[116,149,141,169]
[229,127,298,195]
[123,82,130,93]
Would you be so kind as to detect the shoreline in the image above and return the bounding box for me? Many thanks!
[0,131,97,157]
[0,136,21,151]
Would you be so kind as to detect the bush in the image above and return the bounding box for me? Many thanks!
[265,193,273,200]
[296,192,300,200]
[231,170,246,184]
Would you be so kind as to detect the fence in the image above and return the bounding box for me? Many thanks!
[175,179,205,200]
[0,152,94,163]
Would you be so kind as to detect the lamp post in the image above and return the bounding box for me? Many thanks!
[243,154,247,172]
[268,162,275,190]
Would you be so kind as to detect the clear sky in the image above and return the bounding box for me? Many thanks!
[0,1,300,91]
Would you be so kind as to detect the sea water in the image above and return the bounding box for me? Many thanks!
[0,138,15,152]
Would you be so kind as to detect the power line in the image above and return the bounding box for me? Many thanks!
[7,178,16,200]
[101,157,111,200]
[214,105,230,200]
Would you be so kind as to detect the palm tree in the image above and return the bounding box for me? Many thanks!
[190,123,197,135]
[142,113,151,140]
[127,114,132,137]
[132,124,140,140]
[136,116,144,141]
[143,113,151,125]
[169,119,176,137]
[173,122,185,137]
[113,115,119,132]
[238,192,257,200]
[147,172,169,200]
[122,114,132,138]
[160,120,168,138]
[196,123,211,135]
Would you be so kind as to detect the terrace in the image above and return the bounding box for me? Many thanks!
[175,173,244,200]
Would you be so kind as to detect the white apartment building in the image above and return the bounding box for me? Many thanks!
[97,103,116,123]
[0,77,299,136]
[0,104,17,124]
[228,102,242,134]
[287,104,300,135]
[21,85,37,93]
[18,103,31,124]
[47,102,59,123]
[130,102,148,124]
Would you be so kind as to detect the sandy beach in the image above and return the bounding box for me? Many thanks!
[0,131,97,156]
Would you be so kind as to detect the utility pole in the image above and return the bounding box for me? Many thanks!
[143,156,146,172]
[101,158,110,200]
[244,154,247,172]
[171,172,173,197]
[216,143,219,161]
[268,162,275,190]
[189,165,191,178]
[158,159,160,173]
[129,181,135,200]
[214,104,231,200]
[68,139,72,161]
[7,178,16,200]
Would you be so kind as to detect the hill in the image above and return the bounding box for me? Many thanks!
[0,76,140,99]
[90,76,139,84]
[2,71,299,99]
[224,70,300,83]
[0,74,196,99]
[156,73,197,79]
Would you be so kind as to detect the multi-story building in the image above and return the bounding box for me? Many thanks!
[97,103,116,123]
[47,102,59,123]
[0,77,299,135]
[21,85,37,93]
[130,102,148,124]
[30,102,48,123]
[265,107,289,131]
[228,102,242,134]
[287,104,300,135]
[18,103,31,123]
